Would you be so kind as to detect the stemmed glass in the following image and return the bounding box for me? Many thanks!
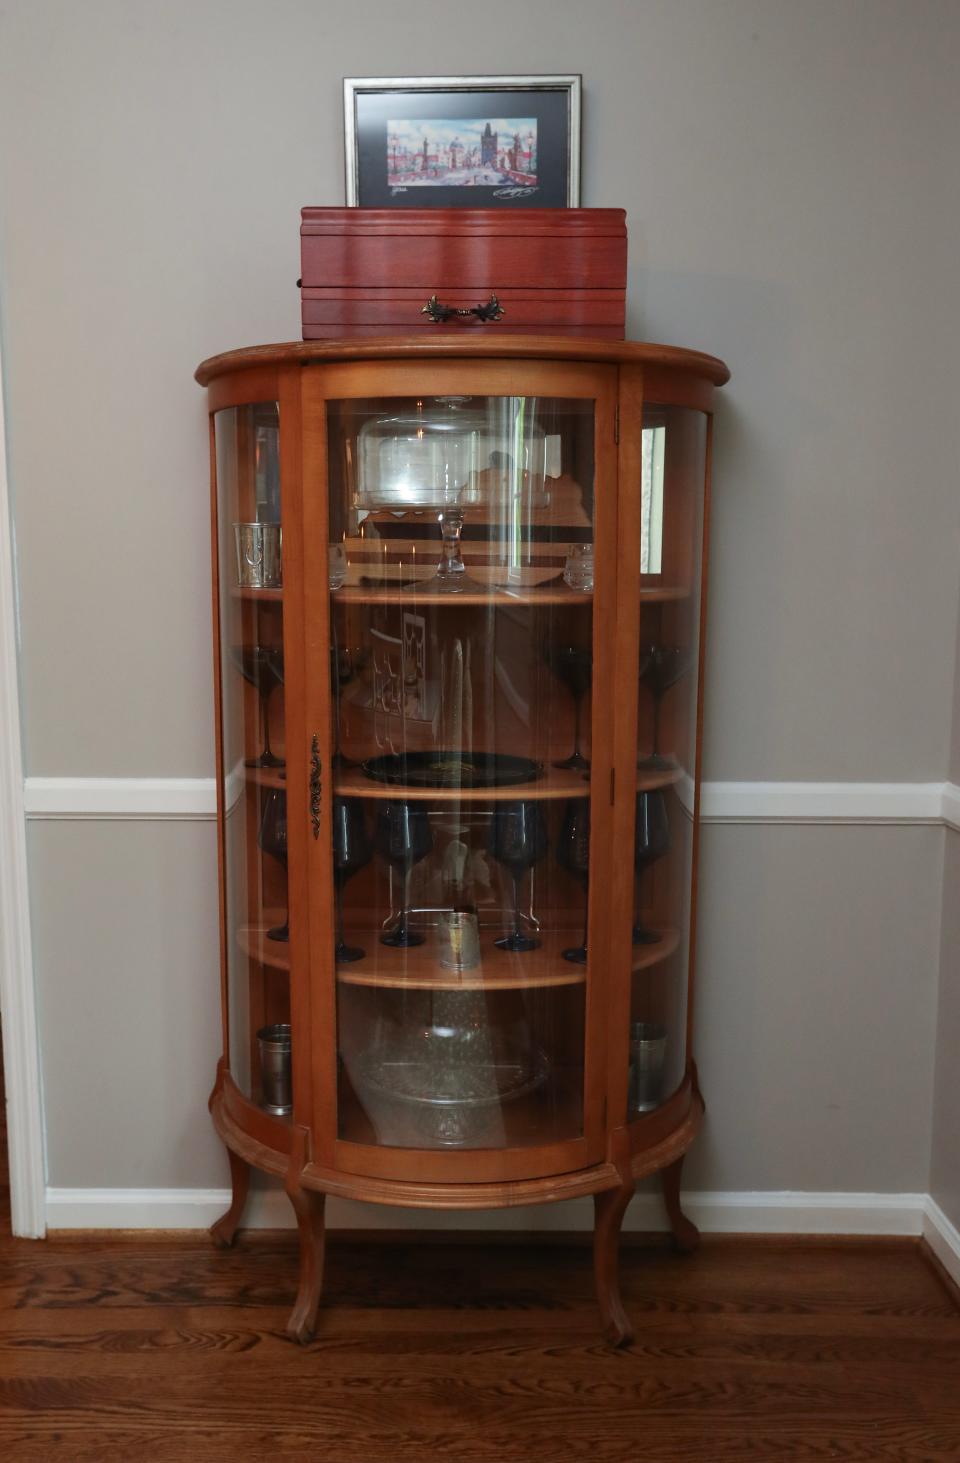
[633,791,670,944]
[258,787,289,942]
[487,801,548,952]
[332,798,372,963]
[638,645,691,772]
[556,798,590,964]
[376,801,434,948]
[230,646,284,770]
[547,645,593,772]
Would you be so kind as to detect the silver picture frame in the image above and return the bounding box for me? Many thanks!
[343,74,581,209]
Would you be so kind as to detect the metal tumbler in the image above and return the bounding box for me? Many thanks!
[437,911,482,971]
[257,1023,292,1115]
[628,1021,667,1115]
[234,522,282,589]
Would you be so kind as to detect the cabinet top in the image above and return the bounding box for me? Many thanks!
[194,336,730,387]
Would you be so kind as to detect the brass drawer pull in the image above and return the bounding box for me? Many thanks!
[421,293,504,324]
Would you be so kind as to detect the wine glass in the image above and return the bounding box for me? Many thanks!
[547,645,593,772]
[556,798,590,964]
[376,801,434,947]
[230,646,284,770]
[258,787,289,942]
[487,801,548,952]
[638,645,692,772]
[332,798,372,963]
[633,791,670,944]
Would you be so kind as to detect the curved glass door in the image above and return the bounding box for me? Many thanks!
[626,403,708,1120]
[320,387,608,1154]
[214,403,291,1114]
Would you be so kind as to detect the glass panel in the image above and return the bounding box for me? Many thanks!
[628,405,707,1121]
[326,394,597,1150]
[215,403,291,1114]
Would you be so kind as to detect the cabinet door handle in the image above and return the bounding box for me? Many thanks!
[421,293,504,324]
[310,735,322,839]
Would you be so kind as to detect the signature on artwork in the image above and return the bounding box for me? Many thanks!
[493,186,540,199]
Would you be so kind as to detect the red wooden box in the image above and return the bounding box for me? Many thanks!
[299,208,626,340]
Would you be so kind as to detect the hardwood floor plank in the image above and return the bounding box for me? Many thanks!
[2,1054,960,1460]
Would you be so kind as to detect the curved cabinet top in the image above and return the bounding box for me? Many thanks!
[195,335,730,389]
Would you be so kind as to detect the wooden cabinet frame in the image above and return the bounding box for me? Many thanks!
[199,336,729,1345]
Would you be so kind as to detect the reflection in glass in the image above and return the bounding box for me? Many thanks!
[557,798,590,964]
[488,801,548,952]
[258,788,289,942]
[332,798,372,963]
[376,802,433,947]
[633,791,670,945]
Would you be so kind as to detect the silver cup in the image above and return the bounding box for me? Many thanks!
[256,1023,292,1115]
[628,1021,667,1115]
[234,522,282,589]
[437,911,482,971]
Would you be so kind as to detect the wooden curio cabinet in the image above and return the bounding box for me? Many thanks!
[197,336,729,1344]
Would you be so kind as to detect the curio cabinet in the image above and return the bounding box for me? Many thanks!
[197,336,729,1344]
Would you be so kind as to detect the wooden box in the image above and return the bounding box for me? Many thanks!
[300,207,627,340]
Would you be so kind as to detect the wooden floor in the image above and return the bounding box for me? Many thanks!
[2,1081,959,1458]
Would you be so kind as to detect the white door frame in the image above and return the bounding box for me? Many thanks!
[0,332,46,1237]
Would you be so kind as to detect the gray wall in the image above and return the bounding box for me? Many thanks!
[1,0,958,1200]
[930,606,960,1229]
[931,832,960,1228]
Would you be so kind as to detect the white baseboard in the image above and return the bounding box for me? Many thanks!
[44,1186,929,1238]
[923,1196,960,1288]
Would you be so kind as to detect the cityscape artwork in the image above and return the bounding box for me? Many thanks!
[387,119,538,188]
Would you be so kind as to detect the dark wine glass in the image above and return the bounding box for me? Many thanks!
[633,791,670,945]
[487,801,548,952]
[376,801,433,948]
[258,787,289,942]
[548,645,593,772]
[332,798,372,963]
[638,645,692,772]
[231,645,284,770]
[556,797,590,964]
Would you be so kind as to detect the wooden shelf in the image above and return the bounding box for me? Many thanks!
[334,583,591,607]
[230,586,283,603]
[239,921,678,983]
[332,583,690,607]
[332,762,681,803]
[336,927,589,990]
[631,926,680,972]
[243,765,287,791]
[238,923,290,973]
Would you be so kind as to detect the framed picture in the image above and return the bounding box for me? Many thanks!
[343,75,581,209]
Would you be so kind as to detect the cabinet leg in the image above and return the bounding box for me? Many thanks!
[210,1145,250,1249]
[661,1154,700,1253]
[593,1183,635,1347]
[285,1183,326,1345]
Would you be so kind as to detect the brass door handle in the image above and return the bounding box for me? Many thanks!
[310,735,322,839]
[421,293,504,324]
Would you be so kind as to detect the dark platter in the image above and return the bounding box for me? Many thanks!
[361,751,543,789]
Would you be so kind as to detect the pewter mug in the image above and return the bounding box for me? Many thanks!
[628,1021,667,1115]
[234,522,282,589]
[257,1022,292,1115]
